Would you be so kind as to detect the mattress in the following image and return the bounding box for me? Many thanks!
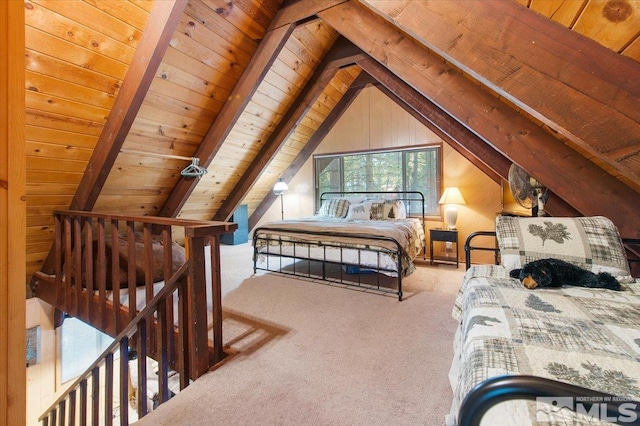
[448,264,640,425]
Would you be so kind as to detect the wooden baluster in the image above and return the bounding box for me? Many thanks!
[91,367,100,426]
[119,339,129,426]
[104,353,113,426]
[97,218,108,330]
[58,398,66,425]
[185,231,208,379]
[177,269,189,390]
[54,213,62,291]
[209,234,224,364]
[79,379,87,426]
[126,221,137,347]
[70,216,82,316]
[111,219,121,333]
[161,226,175,366]
[83,218,93,321]
[137,320,148,418]
[143,224,154,356]
[156,300,169,406]
[68,390,76,426]
[63,215,72,308]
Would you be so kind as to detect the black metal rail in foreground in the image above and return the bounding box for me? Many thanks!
[458,375,640,426]
[253,227,405,301]
[464,231,500,269]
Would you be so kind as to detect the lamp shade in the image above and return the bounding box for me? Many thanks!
[438,187,466,205]
[273,179,288,196]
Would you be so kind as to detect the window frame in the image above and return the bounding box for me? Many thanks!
[313,144,443,218]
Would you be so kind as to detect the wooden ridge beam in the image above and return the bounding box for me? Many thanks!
[213,38,364,221]
[319,1,640,237]
[358,0,640,186]
[248,71,374,229]
[157,23,296,218]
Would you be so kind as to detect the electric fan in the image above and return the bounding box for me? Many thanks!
[507,164,548,216]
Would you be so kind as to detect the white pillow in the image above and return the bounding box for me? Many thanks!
[346,202,372,220]
[382,200,405,220]
[396,200,407,219]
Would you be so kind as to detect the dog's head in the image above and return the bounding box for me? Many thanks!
[510,260,553,289]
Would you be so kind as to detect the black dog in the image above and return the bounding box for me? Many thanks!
[510,258,620,291]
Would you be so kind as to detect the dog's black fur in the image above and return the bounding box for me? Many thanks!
[509,258,620,291]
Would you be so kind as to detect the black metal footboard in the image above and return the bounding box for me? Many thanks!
[252,227,406,301]
[458,375,640,426]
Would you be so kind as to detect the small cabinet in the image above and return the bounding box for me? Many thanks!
[221,204,248,245]
[429,228,459,267]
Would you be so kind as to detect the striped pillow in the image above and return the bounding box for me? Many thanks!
[318,198,350,218]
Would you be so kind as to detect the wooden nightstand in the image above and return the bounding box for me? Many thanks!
[429,228,459,268]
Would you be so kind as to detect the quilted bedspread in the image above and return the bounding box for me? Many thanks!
[448,264,640,425]
[254,217,425,277]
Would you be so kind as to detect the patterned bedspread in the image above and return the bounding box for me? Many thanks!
[254,217,425,277]
[448,265,640,425]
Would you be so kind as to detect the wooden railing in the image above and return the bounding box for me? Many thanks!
[34,211,237,424]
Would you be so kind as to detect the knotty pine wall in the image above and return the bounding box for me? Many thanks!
[256,86,500,265]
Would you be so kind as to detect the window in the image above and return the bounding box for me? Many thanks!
[315,146,442,216]
[59,316,114,383]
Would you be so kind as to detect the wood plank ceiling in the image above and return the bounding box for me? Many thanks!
[24,0,640,284]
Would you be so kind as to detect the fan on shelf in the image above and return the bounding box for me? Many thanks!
[507,164,548,217]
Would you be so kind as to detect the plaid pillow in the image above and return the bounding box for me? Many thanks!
[370,202,385,220]
[318,198,350,218]
[496,216,633,283]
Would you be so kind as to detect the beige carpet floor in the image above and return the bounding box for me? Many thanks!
[134,243,466,425]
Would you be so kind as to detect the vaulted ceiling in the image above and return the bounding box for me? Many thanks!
[25,0,640,281]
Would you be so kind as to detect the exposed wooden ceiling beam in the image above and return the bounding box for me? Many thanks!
[267,0,348,31]
[34,0,188,283]
[319,0,640,237]
[69,0,188,211]
[248,71,374,229]
[358,0,640,186]
[357,58,507,184]
[157,22,296,218]
[213,38,366,221]
[363,59,580,217]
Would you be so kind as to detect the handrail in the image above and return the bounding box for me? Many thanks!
[35,210,237,425]
[39,262,189,425]
[458,375,640,426]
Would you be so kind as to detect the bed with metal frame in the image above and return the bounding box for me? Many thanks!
[252,191,426,301]
[450,217,640,425]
